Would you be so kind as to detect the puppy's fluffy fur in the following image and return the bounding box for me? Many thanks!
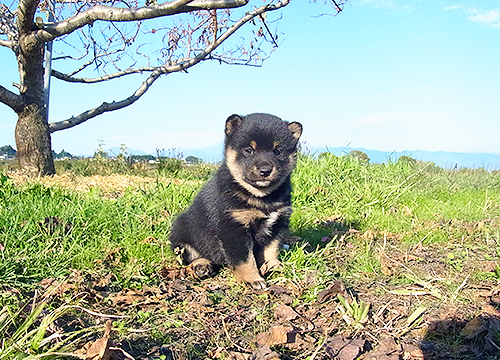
[169,113,302,289]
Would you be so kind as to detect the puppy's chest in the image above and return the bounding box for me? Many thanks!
[228,195,291,236]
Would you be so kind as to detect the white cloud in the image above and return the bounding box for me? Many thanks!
[354,0,413,12]
[466,8,500,28]
[443,4,465,11]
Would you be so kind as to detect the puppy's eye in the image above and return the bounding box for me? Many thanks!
[243,147,254,156]
[273,148,282,156]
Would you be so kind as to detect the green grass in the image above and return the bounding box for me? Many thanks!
[291,155,500,245]
[0,173,203,290]
[2,157,500,289]
[2,156,500,359]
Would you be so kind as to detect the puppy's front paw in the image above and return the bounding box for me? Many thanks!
[259,259,283,276]
[249,278,269,291]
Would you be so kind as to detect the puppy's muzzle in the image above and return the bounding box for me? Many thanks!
[258,165,273,178]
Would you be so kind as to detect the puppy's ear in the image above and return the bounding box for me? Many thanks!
[288,122,302,140]
[225,114,243,136]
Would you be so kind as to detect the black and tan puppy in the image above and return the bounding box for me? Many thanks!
[169,113,302,290]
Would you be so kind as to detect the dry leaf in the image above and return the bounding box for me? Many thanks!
[402,343,424,360]
[325,335,368,360]
[159,266,186,281]
[274,304,298,321]
[110,290,144,307]
[255,325,295,346]
[142,236,156,244]
[460,315,488,339]
[317,280,346,303]
[249,345,280,360]
[378,249,393,276]
[86,320,113,360]
[364,337,402,360]
[39,278,77,297]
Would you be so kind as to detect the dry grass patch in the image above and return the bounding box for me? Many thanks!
[8,172,202,197]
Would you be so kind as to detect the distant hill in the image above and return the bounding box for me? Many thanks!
[178,143,500,170]
[181,143,224,163]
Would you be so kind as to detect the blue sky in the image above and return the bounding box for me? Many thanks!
[1,0,500,157]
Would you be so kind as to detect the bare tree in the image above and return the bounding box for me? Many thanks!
[0,0,345,175]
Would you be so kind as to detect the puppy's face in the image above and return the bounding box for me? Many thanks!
[224,113,302,197]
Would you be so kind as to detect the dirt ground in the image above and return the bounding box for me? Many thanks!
[31,232,500,360]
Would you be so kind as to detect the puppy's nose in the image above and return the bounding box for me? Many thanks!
[259,166,273,177]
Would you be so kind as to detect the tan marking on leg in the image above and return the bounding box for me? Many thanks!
[232,253,267,290]
[258,239,283,275]
[263,239,280,262]
[230,208,267,227]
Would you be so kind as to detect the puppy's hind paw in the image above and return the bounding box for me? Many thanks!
[188,258,215,280]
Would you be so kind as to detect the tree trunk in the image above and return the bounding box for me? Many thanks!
[15,8,56,176]
[15,103,55,175]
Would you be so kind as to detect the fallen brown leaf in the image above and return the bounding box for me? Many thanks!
[142,236,156,244]
[159,266,186,281]
[255,325,295,346]
[378,249,393,276]
[248,346,280,360]
[109,289,145,307]
[317,280,346,303]
[402,343,424,360]
[39,278,77,298]
[363,337,401,360]
[86,320,113,360]
[460,315,488,339]
[325,335,368,360]
[274,304,299,321]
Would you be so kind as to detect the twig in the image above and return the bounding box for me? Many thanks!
[309,323,333,360]
[453,273,470,298]
[74,305,130,319]
[110,347,136,360]
[259,14,278,48]
[33,352,85,359]
[221,317,253,353]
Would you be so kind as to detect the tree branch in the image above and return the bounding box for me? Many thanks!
[0,3,19,50]
[33,0,249,42]
[0,85,25,113]
[0,39,13,48]
[49,0,290,133]
[52,67,158,83]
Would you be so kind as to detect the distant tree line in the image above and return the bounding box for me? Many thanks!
[1,145,75,159]
[0,145,16,157]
